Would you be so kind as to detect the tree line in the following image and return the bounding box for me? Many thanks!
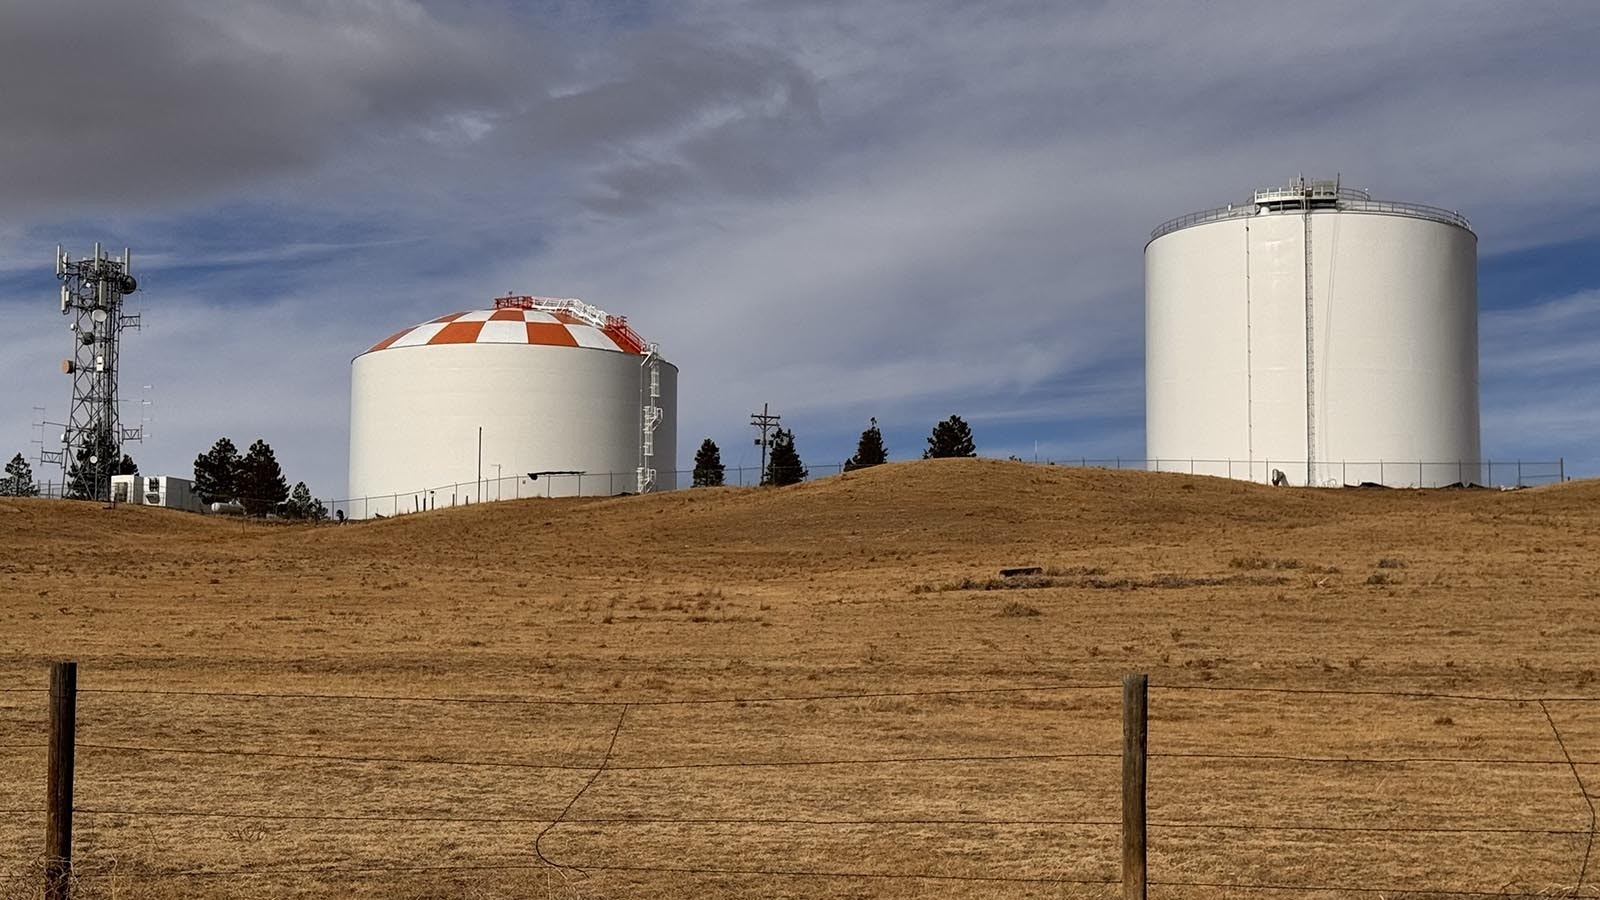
[193,437,325,520]
[4,435,324,521]
[691,414,977,487]
[2,427,136,500]
[8,415,980,506]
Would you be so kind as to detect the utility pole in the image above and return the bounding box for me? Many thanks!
[750,403,781,485]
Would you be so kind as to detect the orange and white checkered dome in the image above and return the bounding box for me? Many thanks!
[363,306,645,356]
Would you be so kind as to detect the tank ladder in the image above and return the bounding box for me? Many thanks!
[637,343,663,493]
[1302,181,1317,487]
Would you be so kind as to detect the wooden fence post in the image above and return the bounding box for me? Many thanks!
[1123,673,1148,900]
[45,660,77,900]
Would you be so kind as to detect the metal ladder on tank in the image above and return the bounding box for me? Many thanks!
[637,344,663,494]
[1302,184,1317,487]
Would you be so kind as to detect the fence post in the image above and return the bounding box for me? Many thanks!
[1122,673,1148,900]
[45,660,77,900]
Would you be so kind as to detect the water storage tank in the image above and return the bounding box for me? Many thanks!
[347,295,677,517]
[1145,177,1480,487]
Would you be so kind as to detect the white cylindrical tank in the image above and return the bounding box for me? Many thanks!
[347,296,677,518]
[1145,178,1480,487]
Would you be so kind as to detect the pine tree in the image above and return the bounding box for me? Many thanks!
[2,453,38,497]
[764,428,807,486]
[193,437,241,505]
[284,481,326,521]
[844,417,888,471]
[923,415,977,459]
[236,439,289,517]
[65,428,135,500]
[692,438,725,487]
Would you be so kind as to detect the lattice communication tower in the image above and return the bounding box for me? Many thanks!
[46,244,141,500]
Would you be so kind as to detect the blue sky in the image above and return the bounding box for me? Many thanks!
[2,1,1597,497]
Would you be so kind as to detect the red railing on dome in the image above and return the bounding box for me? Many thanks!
[493,294,648,354]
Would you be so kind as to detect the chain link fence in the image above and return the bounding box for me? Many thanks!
[327,457,1566,520]
[5,457,1569,520]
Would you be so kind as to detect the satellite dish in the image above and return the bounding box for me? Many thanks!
[91,309,108,324]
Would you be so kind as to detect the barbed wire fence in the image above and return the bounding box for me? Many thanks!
[1,667,1596,898]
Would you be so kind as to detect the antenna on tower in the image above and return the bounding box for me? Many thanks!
[54,244,142,501]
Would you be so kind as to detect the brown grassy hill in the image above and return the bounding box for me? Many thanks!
[2,461,1598,899]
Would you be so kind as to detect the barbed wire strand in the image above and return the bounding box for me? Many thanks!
[63,806,1591,837]
[69,807,1118,827]
[73,860,1119,884]
[1149,750,1590,767]
[1539,699,1596,894]
[1148,820,1590,837]
[73,681,1116,707]
[536,704,627,874]
[76,742,592,771]
[563,861,1118,884]
[75,741,1116,771]
[1154,683,1600,703]
[1149,878,1569,897]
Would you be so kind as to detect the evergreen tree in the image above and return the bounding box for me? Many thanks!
[764,428,807,486]
[236,439,289,516]
[844,417,889,472]
[65,428,136,500]
[193,437,241,505]
[2,453,38,497]
[283,481,326,521]
[692,438,725,487]
[922,415,977,459]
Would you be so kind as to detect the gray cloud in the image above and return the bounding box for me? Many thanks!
[0,1,533,213]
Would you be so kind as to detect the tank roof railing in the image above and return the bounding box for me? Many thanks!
[493,294,649,354]
[495,294,612,329]
[1150,195,1472,243]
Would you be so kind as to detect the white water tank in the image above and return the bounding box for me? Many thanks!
[347,296,677,518]
[1145,178,1480,487]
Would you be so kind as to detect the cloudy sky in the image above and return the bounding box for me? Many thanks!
[2,0,1598,496]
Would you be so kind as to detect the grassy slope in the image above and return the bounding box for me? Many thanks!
[2,460,1598,898]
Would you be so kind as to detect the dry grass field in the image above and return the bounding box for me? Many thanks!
[1,458,1597,899]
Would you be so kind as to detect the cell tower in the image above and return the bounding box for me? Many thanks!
[47,244,141,501]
